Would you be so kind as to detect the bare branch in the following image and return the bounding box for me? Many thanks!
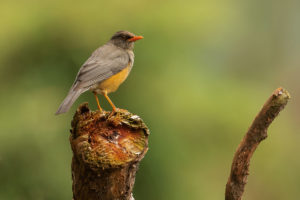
[225,87,290,200]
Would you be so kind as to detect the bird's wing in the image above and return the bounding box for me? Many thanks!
[73,44,130,89]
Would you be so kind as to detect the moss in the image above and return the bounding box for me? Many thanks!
[70,103,149,170]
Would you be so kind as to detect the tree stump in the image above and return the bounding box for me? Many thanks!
[70,103,149,200]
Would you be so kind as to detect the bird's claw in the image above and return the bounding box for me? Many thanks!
[108,108,120,118]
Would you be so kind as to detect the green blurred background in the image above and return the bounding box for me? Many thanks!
[0,0,299,199]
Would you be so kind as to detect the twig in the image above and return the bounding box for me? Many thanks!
[70,103,149,200]
[225,87,290,200]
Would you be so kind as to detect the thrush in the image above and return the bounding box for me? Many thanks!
[55,31,143,115]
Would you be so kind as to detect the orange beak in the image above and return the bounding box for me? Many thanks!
[128,35,144,42]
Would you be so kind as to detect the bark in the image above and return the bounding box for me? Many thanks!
[225,87,290,200]
[70,103,149,200]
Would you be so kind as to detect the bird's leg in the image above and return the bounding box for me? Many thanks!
[93,92,103,113]
[103,91,117,112]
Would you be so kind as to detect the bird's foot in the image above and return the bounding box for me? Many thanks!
[106,108,130,126]
[96,108,105,115]
[108,108,120,118]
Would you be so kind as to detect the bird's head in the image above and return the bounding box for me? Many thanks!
[110,31,143,50]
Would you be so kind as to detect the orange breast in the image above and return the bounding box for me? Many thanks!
[97,64,131,94]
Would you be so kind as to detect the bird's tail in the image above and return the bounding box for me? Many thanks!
[55,88,85,115]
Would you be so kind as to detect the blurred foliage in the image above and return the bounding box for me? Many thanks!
[0,0,299,199]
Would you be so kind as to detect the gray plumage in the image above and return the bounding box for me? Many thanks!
[55,31,137,115]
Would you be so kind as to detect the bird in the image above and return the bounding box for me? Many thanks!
[55,31,143,115]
